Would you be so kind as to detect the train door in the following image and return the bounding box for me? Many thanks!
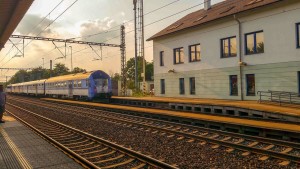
[35,84,38,95]
[68,81,73,98]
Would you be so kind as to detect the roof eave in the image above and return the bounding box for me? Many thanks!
[147,0,283,41]
[0,0,34,51]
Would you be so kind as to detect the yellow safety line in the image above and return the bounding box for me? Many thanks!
[1,129,32,169]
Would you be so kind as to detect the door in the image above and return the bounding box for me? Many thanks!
[35,84,38,95]
[68,81,73,98]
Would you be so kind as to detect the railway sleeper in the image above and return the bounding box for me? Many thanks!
[80,147,109,156]
[68,141,96,149]
[87,150,117,160]
[93,154,125,164]
[98,158,135,169]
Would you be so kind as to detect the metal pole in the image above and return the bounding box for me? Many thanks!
[64,42,67,59]
[50,60,53,77]
[120,25,126,96]
[133,0,138,90]
[42,58,44,69]
[141,0,146,95]
[23,38,24,57]
[69,46,73,71]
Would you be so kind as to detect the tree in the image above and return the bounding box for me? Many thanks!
[257,42,264,53]
[111,73,121,81]
[8,70,29,84]
[7,64,86,86]
[72,67,86,73]
[52,63,69,77]
[145,61,153,81]
[125,56,154,89]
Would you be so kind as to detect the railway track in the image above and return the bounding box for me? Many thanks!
[6,102,178,169]
[8,96,300,166]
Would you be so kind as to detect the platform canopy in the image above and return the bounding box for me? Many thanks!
[0,0,33,51]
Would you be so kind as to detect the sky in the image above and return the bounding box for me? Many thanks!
[0,0,224,82]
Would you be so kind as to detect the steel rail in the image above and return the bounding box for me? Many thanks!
[8,97,300,164]
[5,109,99,169]
[16,96,299,147]
[7,102,179,169]
[9,96,300,148]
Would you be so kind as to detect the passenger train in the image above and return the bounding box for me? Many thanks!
[7,70,112,100]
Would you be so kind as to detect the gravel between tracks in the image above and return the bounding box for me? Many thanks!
[7,97,299,169]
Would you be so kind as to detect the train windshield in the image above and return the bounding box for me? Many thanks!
[94,78,108,93]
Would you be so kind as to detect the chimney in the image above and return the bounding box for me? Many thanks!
[204,0,211,10]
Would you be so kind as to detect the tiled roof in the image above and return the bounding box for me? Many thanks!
[147,0,282,41]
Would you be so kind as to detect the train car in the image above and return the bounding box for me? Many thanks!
[5,85,12,93]
[45,70,112,100]
[11,82,24,94]
[22,79,46,96]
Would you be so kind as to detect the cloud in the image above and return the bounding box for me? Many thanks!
[15,14,61,37]
[79,17,120,42]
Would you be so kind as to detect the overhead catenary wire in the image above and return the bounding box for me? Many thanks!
[1,0,79,67]
[18,0,184,68]
[7,0,297,72]
[1,0,66,61]
[68,0,182,40]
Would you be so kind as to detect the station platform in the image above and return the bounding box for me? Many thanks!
[0,113,83,169]
[112,96,300,117]
[43,98,300,134]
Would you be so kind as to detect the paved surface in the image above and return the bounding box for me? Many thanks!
[0,114,84,169]
[113,96,300,117]
[43,98,300,133]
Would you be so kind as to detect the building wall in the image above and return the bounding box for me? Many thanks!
[153,1,300,100]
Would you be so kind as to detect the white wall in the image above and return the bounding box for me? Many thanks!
[152,1,300,100]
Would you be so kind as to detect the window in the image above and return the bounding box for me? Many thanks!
[246,74,255,96]
[189,44,201,62]
[297,23,300,48]
[174,47,184,64]
[179,78,185,95]
[190,77,195,95]
[160,51,164,66]
[160,79,165,94]
[78,81,82,88]
[229,75,238,96]
[74,81,77,87]
[245,31,264,55]
[221,37,237,58]
[86,79,90,87]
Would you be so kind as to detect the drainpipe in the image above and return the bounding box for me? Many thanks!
[234,15,244,101]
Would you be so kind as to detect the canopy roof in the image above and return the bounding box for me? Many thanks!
[0,0,33,50]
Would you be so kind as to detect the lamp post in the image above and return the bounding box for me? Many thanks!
[69,46,73,72]
[42,58,44,69]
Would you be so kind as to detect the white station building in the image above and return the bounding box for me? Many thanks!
[148,0,300,100]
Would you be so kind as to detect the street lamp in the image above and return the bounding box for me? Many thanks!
[69,46,73,72]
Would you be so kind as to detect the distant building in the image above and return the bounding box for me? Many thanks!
[148,0,300,100]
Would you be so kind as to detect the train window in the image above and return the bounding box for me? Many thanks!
[78,81,82,87]
[86,79,90,87]
[74,81,77,87]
